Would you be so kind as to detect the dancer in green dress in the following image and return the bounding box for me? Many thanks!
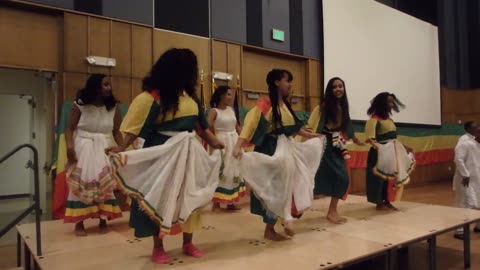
[233,69,322,240]
[307,77,363,224]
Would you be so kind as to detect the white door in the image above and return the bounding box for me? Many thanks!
[0,94,34,196]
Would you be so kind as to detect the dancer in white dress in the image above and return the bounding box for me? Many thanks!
[64,74,123,236]
[208,86,246,211]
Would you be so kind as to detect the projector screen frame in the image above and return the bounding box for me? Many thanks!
[320,0,443,127]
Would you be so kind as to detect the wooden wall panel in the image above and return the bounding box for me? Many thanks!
[306,60,320,97]
[242,49,306,99]
[291,97,305,111]
[153,30,211,102]
[227,43,242,107]
[307,60,322,97]
[212,41,242,105]
[306,59,322,112]
[111,22,132,77]
[350,169,366,194]
[227,43,242,78]
[111,76,132,104]
[56,72,64,112]
[442,88,474,115]
[132,79,143,98]
[212,40,227,72]
[64,13,88,73]
[242,93,269,109]
[63,72,88,101]
[306,97,321,112]
[441,88,480,123]
[0,7,60,71]
[410,162,455,185]
[88,17,111,75]
[132,25,153,79]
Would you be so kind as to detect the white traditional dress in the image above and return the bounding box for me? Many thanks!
[110,91,222,237]
[238,98,325,224]
[211,107,246,204]
[64,102,122,223]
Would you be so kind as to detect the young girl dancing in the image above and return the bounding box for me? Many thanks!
[365,92,415,210]
[307,77,363,224]
[64,74,123,235]
[208,86,246,211]
[108,48,224,264]
[233,69,325,240]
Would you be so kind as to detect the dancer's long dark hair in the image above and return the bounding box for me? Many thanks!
[266,69,299,131]
[210,85,240,125]
[367,92,405,119]
[142,48,200,118]
[75,73,118,111]
[322,77,350,130]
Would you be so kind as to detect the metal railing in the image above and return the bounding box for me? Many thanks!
[0,144,42,267]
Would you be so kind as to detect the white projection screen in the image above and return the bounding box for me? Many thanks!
[323,0,441,126]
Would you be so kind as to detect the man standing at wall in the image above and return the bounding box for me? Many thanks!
[453,121,480,240]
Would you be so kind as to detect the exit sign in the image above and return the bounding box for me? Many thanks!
[272,29,285,42]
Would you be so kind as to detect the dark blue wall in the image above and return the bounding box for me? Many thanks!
[211,0,247,44]
[23,0,322,58]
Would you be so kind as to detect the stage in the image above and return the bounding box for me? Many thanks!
[15,195,480,270]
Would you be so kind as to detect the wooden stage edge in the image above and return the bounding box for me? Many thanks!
[15,195,480,270]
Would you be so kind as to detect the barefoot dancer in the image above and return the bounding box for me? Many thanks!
[108,49,224,264]
[307,77,362,224]
[64,74,123,236]
[233,69,324,241]
[208,86,246,211]
[365,92,415,210]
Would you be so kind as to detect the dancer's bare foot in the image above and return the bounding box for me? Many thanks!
[212,202,221,212]
[264,225,288,241]
[227,204,241,211]
[314,195,326,200]
[376,203,389,211]
[385,202,399,211]
[283,221,295,237]
[99,219,108,234]
[326,212,347,224]
[75,222,87,236]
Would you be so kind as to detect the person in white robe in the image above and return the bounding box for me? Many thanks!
[453,121,480,239]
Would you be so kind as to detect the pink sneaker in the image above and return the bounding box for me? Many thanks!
[152,248,170,264]
[183,243,204,258]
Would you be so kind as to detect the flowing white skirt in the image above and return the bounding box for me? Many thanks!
[215,130,243,190]
[67,129,116,204]
[239,135,325,221]
[374,139,416,186]
[110,132,222,233]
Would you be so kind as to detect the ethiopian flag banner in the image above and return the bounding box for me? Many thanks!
[51,102,129,219]
[238,108,463,168]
